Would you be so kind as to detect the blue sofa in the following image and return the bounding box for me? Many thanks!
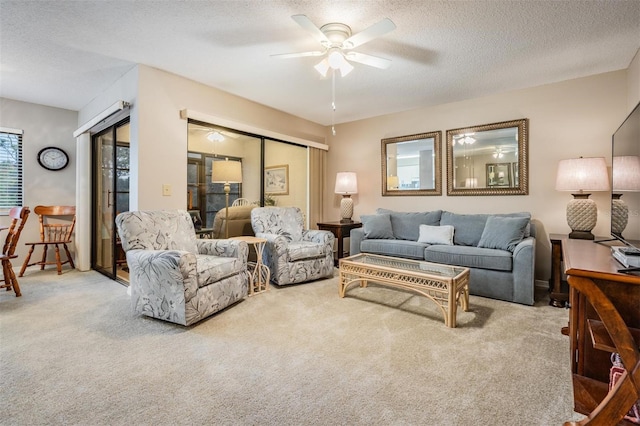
[349,209,536,305]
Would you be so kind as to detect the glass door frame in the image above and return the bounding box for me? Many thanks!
[91,117,130,284]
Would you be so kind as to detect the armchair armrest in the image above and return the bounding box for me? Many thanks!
[255,232,289,256]
[196,239,249,262]
[302,229,334,245]
[126,249,199,324]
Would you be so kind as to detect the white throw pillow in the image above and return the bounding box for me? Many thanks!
[417,224,454,245]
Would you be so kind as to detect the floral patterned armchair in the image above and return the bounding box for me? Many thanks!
[251,207,334,285]
[115,210,249,326]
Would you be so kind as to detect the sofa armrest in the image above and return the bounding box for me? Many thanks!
[196,239,248,262]
[350,227,365,256]
[511,236,536,305]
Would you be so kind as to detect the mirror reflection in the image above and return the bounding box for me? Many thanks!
[446,119,528,195]
[382,131,442,196]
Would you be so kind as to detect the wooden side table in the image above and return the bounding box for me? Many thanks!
[230,236,270,295]
[316,221,362,267]
[549,233,569,307]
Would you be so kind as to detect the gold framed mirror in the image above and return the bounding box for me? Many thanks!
[446,119,528,196]
[382,131,442,196]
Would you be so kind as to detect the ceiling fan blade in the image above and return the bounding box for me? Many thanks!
[345,52,392,69]
[271,51,325,59]
[342,18,396,49]
[291,14,331,47]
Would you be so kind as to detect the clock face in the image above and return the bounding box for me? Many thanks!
[37,147,69,171]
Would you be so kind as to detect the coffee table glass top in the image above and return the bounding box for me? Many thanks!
[341,253,466,278]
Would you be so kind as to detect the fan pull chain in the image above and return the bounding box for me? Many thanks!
[331,71,336,136]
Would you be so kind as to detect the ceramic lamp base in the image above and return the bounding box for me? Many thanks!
[566,193,596,240]
[611,194,628,237]
[340,195,353,222]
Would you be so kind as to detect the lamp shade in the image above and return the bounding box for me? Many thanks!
[613,155,640,192]
[335,172,358,194]
[465,177,478,188]
[212,160,242,183]
[555,157,610,192]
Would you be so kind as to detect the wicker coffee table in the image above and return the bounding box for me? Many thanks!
[339,253,470,328]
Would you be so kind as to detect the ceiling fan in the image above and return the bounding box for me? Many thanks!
[273,14,396,77]
[191,125,240,142]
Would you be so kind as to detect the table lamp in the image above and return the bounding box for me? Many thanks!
[212,159,242,238]
[335,172,358,223]
[555,156,609,240]
[612,155,640,238]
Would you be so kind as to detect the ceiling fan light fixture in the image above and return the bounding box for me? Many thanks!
[206,131,224,142]
[314,58,330,77]
[328,49,344,69]
[339,60,354,77]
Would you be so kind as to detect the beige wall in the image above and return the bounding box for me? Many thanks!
[0,98,78,260]
[628,48,640,111]
[325,70,630,282]
[101,65,327,211]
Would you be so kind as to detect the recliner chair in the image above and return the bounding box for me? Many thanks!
[251,206,334,285]
[115,210,249,326]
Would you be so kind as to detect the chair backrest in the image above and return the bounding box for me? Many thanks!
[2,206,30,257]
[212,205,256,239]
[115,210,198,253]
[250,207,304,242]
[33,205,76,243]
[231,198,251,207]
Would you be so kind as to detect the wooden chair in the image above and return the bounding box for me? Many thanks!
[19,206,76,276]
[231,198,251,207]
[1,206,30,297]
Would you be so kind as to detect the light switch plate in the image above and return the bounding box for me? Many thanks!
[162,184,172,196]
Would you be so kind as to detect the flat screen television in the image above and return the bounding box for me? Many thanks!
[608,100,640,269]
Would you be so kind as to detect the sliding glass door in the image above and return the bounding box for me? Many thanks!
[92,119,130,283]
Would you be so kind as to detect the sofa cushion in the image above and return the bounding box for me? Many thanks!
[424,245,513,272]
[360,239,427,260]
[439,212,488,246]
[478,216,529,252]
[417,224,454,245]
[361,214,395,239]
[287,241,326,261]
[376,208,442,241]
[440,211,531,246]
[195,255,244,287]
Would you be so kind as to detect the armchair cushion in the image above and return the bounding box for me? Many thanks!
[287,241,326,261]
[195,255,244,287]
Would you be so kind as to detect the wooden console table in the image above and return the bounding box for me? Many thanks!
[562,238,640,425]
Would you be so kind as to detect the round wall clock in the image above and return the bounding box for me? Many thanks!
[37,147,69,171]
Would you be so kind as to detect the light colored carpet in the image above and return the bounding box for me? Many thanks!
[1,268,584,425]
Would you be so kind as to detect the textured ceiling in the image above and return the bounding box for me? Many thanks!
[1,1,639,126]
